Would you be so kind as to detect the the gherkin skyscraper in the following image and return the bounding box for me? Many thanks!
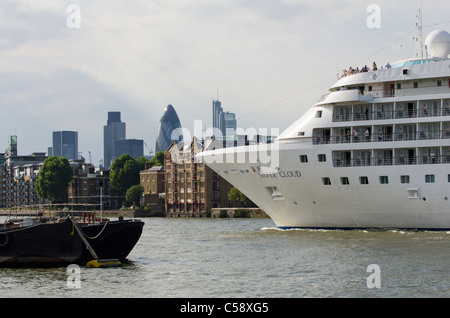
[155,104,183,153]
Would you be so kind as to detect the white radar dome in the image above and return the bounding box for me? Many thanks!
[425,30,450,58]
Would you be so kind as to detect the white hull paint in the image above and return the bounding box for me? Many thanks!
[200,142,450,229]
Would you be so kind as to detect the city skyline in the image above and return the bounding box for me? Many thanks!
[1,1,450,166]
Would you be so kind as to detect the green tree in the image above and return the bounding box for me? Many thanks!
[110,154,140,194]
[36,156,73,203]
[125,185,144,207]
[150,151,165,167]
[135,156,148,171]
[228,187,256,207]
[227,187,242,202]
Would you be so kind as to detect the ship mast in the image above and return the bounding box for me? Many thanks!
[416,7,424,61]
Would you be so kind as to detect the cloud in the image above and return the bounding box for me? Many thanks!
[0,0,449,164]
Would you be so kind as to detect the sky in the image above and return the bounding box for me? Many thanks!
[1,0,450,166]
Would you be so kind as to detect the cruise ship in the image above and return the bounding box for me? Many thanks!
[198,29,450,230]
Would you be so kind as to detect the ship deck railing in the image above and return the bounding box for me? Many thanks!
[332,107,450,122]
[333,155,448,168]
[315,130,450,145]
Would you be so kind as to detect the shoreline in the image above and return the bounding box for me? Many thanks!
[0,207,268,219]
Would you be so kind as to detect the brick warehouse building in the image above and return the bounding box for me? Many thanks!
[139,164,165,213]
[164,138,242,217]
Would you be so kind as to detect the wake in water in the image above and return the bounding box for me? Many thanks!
[261,226,450,235]
[260,227,344,233]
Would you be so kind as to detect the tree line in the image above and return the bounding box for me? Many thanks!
[35,150,253,208]
[35,151,165,207]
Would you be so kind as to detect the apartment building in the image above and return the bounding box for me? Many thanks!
[68,164,124,209]
[3,153,48,207]
[0,153,124,209]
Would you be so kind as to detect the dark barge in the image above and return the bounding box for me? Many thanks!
[0,216,144,267]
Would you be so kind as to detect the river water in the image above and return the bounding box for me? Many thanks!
[0,217,449,299]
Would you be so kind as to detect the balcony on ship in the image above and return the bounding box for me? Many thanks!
[314,120,450,145]
[395,102,417,119]
[331,99,450,123]
[332,147,450,168]
[394,124,417,141]
[394,148,417,165]
[373,149,393,166]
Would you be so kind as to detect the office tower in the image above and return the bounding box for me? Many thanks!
[212,99,237,137]
[52,131,78,160]
[212,99,223,136]
[222,111,237,135]
[103,111,126,168]
[113,139,144,160]
[155,104,183,153]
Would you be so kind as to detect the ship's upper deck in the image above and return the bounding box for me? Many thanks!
[278,58,450,142]
[325,58,450,101]
[278,30,450,142]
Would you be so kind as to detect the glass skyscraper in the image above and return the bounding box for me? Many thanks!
[155,104,183,153]
[212,99,223,136]
[113,139,144,160]
[212,99,237,137]
[52,131,78,160]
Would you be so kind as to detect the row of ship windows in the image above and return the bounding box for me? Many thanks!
[321,174,440,186]
[298,154,442,184]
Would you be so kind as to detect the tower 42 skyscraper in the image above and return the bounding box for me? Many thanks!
[103,111,126,169]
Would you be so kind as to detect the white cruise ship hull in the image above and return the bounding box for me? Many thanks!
[199,140,450,230]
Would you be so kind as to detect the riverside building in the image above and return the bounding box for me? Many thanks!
[139,164,165,213]
[68,163,124,209]
[164,137,241,217]
[3,153,48,207]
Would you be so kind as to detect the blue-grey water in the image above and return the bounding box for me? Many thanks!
[1,217,449,298]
